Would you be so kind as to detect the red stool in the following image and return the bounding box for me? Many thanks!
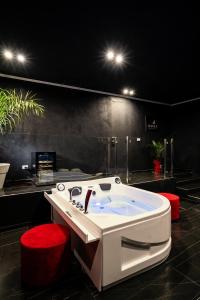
[158,193,180,221]
[20,224,71,287]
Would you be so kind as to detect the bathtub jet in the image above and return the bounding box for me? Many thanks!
[45,177,171,291]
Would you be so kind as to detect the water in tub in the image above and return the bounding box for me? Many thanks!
[76,193,155,216]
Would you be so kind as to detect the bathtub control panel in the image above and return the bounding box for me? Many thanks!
[67,197,86,212]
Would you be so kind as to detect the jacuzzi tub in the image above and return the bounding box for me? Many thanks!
[44,177,171,291]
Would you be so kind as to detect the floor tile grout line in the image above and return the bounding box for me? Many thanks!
[0,266,19,279]
[0,234,25,240]
[193,295,200,300]
[184,213,200,219]
[172,231,200,239]
[25,278,82,300]
[181,207,200,212]
[192,289,200,300]
[172,266,200,288]
[180,213,200,220]
[188,228,200,235]
[180,206,187,210]
[116,283,153,300]
[174,249,200,268]
[24,287,52,300]
[180,214,200,219]
[151,282,196,285]
[0,226,28,235]
[0,241,18,248]
[166,240,200,264]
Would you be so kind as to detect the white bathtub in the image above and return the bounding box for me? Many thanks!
[44,176,171,291]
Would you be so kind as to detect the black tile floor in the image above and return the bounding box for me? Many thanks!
[1,200,200,299]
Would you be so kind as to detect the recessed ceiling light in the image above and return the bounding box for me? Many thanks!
[122,88,135,96]
[3,49,13,60]
[122,88,129,95]
[129,90,135,96]
[106,50,115,60]
[17,54,26,63]
[115,53,123,64]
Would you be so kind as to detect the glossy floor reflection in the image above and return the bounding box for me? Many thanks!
[1,200,200,299]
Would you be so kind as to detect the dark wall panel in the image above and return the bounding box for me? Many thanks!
[0,78,170,179]
[172,101,200,174]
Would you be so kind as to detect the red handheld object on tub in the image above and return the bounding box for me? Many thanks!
[84,189,93,213]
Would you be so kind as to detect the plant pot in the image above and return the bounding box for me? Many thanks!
[0,163,10,189]
[153,159,161,174]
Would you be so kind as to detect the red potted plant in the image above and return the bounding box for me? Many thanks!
[151,140,164,174]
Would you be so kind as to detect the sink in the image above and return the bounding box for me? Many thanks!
[0,163,10,189]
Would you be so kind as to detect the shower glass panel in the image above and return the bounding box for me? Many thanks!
[127,136,154,184]
[120,136,174,184]
[0,133,109,185]
[163,138,174,178]
[108,137,127,179]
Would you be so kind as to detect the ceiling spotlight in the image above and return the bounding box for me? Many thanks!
[105,48,126,66]
[106,50,114,61]
[122,88,135,96]
[122,88,129,95]
[129,90,135,96]
[115,53,123,64]
[3,49,13,60]
[17,54,26,63]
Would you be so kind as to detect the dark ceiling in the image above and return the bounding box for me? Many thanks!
[0,2,199,104]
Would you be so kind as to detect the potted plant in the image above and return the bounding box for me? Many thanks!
[151,140,165,174]
[0,88,44,189]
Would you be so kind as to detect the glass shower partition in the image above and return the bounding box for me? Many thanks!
[30,134,110,185]
[104,136,174,184]
[163,137,174,178]
[127,136,153,184]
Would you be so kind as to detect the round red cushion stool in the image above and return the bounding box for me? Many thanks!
[158,193,180,221]
[20,224,71,287]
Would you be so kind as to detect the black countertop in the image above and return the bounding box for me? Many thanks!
[0,171,175,197]
[0,171,106,197]
[0,179,54,197]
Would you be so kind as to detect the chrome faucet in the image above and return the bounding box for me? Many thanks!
[69,186,82,201]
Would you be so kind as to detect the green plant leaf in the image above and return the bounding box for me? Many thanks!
[0,88,44,134]
[150,140,165,160]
